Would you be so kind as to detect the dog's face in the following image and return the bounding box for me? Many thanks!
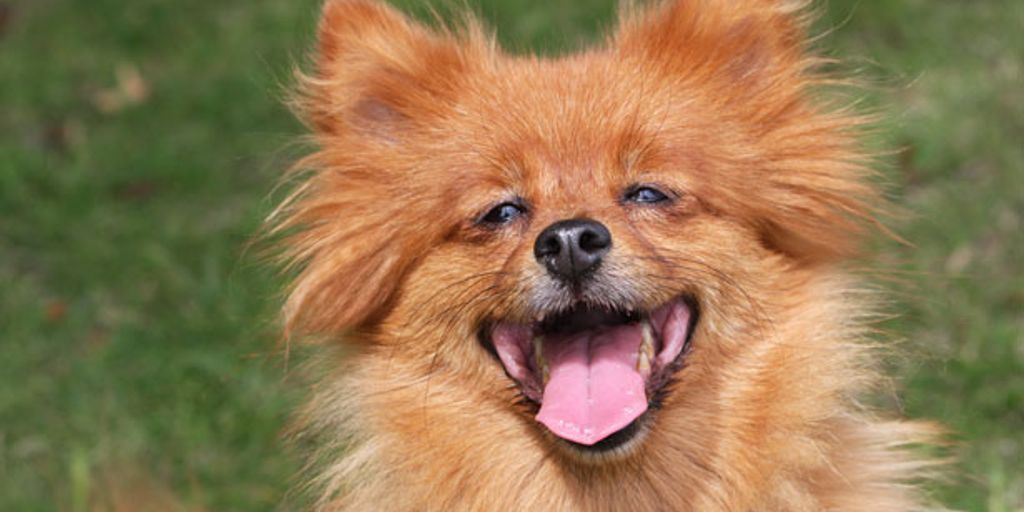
[278,0,877,462]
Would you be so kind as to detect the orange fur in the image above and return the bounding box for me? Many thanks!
[269,0,942,509]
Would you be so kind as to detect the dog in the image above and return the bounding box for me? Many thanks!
[268,0,940,509]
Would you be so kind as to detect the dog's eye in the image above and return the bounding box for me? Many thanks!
[479,201,526,226]
[623,185,671,205]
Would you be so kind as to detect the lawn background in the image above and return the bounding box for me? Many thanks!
[1,0,1021,510]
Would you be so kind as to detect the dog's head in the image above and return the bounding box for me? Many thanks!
[275,0,880,460]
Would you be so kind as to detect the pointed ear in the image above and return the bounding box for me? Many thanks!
[299,0,470,139]
[613,0,811,92]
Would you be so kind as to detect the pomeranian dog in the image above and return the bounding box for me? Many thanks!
[269,0,940,509]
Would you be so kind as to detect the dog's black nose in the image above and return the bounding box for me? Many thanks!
[534,219,612,285]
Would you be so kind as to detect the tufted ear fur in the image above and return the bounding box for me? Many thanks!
[300,0,472,139]
[614,0,811,84]
[273,0,485,338]
[614,0,886,261]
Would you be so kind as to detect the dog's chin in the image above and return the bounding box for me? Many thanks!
[480,296,698,459]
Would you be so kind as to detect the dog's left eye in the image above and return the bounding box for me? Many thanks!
[623,185,671,204]
[479,201,526,226]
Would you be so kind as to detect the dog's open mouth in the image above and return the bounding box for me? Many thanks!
[484,297,697,448]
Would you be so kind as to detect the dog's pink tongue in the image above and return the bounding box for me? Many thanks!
[536,324,647,445]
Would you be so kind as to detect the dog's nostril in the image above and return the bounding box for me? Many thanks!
[533,218,612,284]
[578,229,610,253]
[537,235,562,258]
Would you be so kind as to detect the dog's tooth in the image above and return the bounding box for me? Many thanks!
[637,348,651,375]
[638,317,654,375]
[640,317,655,356]
[533,335,549,384]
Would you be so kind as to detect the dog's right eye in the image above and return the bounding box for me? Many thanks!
[479,202,526,226]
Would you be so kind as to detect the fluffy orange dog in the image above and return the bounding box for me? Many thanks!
[271,0,939,509]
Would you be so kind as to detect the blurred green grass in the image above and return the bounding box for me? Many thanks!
[1,0,1021,510]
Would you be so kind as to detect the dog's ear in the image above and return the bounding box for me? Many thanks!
[299,0,471,140]
[613,0,810,89]
[614,0,884,261]
[275,1,484,338]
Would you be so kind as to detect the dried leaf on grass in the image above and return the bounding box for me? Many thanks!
[92,63,149,114]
